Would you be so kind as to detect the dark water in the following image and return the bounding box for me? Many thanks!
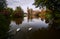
[8,17,60,39]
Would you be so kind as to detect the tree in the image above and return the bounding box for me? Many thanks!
[0,14,10,39]
[33,0,60,19]
[6,8,13,17]
[0,0,11,39]
[13,6,24,18]
[33,0,60,11]
[33,0,60,29]
[0,0,7,16]
[0,0,7,10]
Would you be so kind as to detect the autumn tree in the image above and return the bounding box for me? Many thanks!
[13,6,24,18]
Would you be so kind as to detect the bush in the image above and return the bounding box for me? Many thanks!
[0,14,10,39]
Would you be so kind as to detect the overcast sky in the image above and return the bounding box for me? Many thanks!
[7,0,39,12]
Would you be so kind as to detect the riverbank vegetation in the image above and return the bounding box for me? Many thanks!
[33,0,60,29]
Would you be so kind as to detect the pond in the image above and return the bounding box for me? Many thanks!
[10,17,48,32]
[8,17,60,39]
[8,17,48,39]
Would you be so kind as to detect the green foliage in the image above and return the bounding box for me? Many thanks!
[34,0,60,11]
[54,11,60,18]
[6,7,14,17]
[33,0,45,7]
[13,6,24,18]
[45,13,52,20]
[45,9,52,19]
[34,0,60,20]
[0,14,10,39]
[0,0,10,39]
[0,0,7,10]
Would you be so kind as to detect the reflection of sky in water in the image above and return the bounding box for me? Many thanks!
[22,17,48,28]
[9,21,19,32]
[10,17,48,31]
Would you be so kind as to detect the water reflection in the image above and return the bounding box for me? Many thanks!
[13,18,23,25]
[13,18,60,39]
[44,14,60,30]
[10,15,60,39]
[48,19,60,30]
[10,16,48,35]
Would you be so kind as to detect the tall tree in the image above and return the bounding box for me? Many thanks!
[0,0,10,39]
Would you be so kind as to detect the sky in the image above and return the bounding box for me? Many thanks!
[7,0,39,12]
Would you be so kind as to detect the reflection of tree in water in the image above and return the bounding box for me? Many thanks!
[13,18,24,25]
[48,19,60,30]
[27,13,60,39]
[26,9,60,39]
[0,14,10,39]
[41,18,44,21]
[27,16,33,22]
[45,12,60,30]
[26,19,60,39]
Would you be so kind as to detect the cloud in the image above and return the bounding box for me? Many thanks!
[7,0,39,12]
[7,0,34,6]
